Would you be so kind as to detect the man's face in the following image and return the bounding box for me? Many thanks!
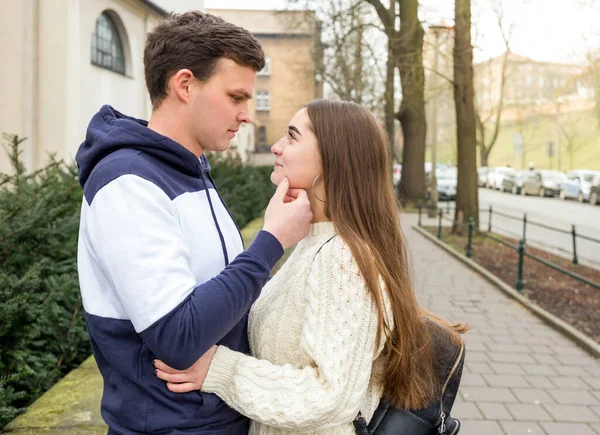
[188,58,256,153]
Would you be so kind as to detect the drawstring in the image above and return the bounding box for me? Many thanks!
[200,171,229,266]
[205,172,244,248]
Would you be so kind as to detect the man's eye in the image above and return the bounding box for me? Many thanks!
[232,96,242,103]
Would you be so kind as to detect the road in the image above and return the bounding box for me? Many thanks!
[442,188,600,269]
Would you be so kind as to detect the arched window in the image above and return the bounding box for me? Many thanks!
[91,12,126,74]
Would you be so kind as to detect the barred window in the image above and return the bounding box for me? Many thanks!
[257,126,268,151]
[257,56,271,76]
[256,91,270,111]
[91,12,125,74]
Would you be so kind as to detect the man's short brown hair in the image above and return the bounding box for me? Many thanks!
[144,11,265,108]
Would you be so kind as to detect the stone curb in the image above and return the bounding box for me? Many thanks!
[413,225,600,360]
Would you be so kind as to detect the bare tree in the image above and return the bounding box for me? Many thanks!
[288,0,387,112]
[475,0,513,167]
[555,99,589,170]
[366,0,428,206]
[453,0,479,231]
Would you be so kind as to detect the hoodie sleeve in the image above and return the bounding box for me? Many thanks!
[80,173,283,370]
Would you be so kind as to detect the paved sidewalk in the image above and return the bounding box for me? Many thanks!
[402,213,600,435]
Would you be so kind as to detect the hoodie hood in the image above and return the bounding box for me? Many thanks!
[76,105,211,188]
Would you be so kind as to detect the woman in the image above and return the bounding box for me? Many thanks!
[155,100,465,434]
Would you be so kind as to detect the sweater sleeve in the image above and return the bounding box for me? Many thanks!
[81,174,283,370]
[201,237,381,430]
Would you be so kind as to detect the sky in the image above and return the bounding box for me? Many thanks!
[201,0,600,65]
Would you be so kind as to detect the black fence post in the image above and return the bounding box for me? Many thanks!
[418,200,423,227]
[467,217,474,258]
[447,199,450,214]
[522,213,527,243]
[516,240,525,294]
[488,205,493,233]
[437,208,443,240]
[572,225,578,265]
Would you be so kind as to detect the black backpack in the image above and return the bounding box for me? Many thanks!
[353,319,466,435]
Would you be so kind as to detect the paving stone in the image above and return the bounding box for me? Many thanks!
[505,403,553,421]
[584,378,600,391]
[483,374,529,388]
[452,400,483,419]
[465,362,494,374]
[462,373,488,387]
[532,354,560,365]
[553,365,588,376]
[489,353,536,364]
[499,420,546,434]
[543,404,598,422]
[490,362,526,375]
[522,364,558,376]
[549,376,588,390]
[461,387,519,403]
[540,422,597,435]
[526,376,556,389]
[466,351,490,362]
[477,402,513,420]
[458,420,504,435]
[547,389,599,405]
[528,344,553,355]
[510,388,555,405]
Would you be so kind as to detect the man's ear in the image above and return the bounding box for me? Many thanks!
[170,69,195,103]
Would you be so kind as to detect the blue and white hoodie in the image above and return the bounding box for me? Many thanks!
[76,105,283,434]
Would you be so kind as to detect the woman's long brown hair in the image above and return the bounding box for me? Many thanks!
[305,99,467,409]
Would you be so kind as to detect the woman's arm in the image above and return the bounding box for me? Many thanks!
[157,237,381,430]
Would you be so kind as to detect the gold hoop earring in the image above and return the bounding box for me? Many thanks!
[312,174,326,202]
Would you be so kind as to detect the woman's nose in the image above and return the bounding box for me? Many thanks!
[271,137,284,155]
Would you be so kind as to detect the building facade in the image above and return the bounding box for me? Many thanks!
[0,0,185,174]
[208,9,322,166]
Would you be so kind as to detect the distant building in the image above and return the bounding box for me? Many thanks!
[208,9,322,166]
[474,52,594,120]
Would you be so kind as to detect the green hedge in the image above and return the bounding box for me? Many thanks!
[0,136,273,429]
[0,135,87,428]
[207,153,275,230]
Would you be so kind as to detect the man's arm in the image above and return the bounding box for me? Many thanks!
[82,174,308,369]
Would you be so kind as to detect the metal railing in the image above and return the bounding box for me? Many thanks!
[417,201,600,294]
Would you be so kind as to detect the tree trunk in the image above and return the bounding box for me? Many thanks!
[452,0,479,232]
[384,1,395,155]
[396,0,427,206]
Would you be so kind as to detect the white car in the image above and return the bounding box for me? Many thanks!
[559,170,600,202]
[487,166,515,190]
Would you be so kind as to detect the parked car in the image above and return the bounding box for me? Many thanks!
[477,167,490,187]
[425,162,448,176]
[502,170,531,194]
[558,170,600,202]
[428,167,457,200]
[590,175,600,205]
[393,164,402,185]
[520,170,567,197]
[487,166,515,190]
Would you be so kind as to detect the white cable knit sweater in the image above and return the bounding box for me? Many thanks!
[202,222,392,434]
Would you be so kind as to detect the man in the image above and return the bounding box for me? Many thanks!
[76,11,312,435]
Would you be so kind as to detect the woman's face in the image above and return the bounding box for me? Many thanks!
[270,108,322,189]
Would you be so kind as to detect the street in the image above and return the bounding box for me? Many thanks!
[468,188,600,269]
